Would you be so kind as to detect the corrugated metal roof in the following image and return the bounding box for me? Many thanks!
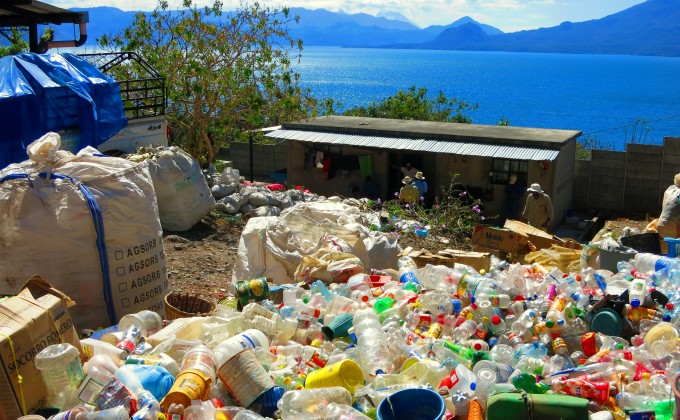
[265,129,560,161]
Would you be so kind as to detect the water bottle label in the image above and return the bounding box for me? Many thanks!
[399,271,419,284]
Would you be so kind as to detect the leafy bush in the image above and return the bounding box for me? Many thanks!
[383,174,486,248]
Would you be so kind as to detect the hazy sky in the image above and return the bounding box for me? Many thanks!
[52,0,646,32]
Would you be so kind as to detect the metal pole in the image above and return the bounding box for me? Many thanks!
[249,132,254,183]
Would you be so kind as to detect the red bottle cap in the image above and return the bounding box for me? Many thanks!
[491,315,501,325]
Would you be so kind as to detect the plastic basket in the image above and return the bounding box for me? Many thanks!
[664,238,680,258]
[164,292,215,320]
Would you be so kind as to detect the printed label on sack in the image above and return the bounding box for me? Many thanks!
[109,235,169,316]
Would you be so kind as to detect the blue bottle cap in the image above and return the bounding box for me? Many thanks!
[470,382,476,391]
[452,299,462,314]
[631,299,641,308]
[663,314,672,322]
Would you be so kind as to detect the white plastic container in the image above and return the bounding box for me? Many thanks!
[146,316,207,346]
[34,343,85,410]
[118,310,163,337]
[80,338,126,361]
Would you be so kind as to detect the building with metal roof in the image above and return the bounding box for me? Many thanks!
[265,116,581,229]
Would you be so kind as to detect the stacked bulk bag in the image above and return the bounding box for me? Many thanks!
[130,146,215,231]
[0,133,168,329]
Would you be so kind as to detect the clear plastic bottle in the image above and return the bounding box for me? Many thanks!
[119,310,163,337]
[277,386,352,419]
[34,343,85,410]
[116,326,143,359]
[352,308,397,374]
[453,319,478,341]
[75,406,129,420]
[81,338,127,361]
[615,391,656,411]
[114,365,160,420]
[420,264,456,291]
[74,355,118,406]
[489,315,507,335]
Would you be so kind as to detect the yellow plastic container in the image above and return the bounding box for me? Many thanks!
[644,322,678,346]
[305,359,364,393]
[160,369,212,411]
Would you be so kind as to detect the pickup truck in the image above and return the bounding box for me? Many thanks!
[0,51,167,167]
[68,52,168,155]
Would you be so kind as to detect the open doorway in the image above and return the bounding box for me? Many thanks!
[388,153,424,198]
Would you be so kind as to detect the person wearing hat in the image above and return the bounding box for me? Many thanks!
[521,183,553,231]
[413,171,428,200]
[399,176,419,204]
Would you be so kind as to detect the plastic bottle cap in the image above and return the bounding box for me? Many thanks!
[479,269,486,275]
[663,315,671,321]
[545,320,555,328]
[491,315,501,325]
[470,296,476,304]
[474,342,482,350]
[631,299,640,308]
[470,382,476,391]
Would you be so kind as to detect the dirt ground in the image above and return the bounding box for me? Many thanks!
[162,211,448,302]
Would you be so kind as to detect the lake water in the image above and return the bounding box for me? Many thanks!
[295,47,680,150]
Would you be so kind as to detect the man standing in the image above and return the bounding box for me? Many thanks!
[521,183,553,231]
[400,162,418,179]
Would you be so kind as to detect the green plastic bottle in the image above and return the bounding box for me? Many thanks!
[373,297,395,313]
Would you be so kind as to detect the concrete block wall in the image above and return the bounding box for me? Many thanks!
[587,150,626,211]
[573,137,680,213]
[229,140,287,179]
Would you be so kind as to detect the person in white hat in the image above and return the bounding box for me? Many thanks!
[399,176,419,204]
[521,183,553,231]
[413,171,428,200]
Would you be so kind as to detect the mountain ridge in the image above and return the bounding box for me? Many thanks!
[55,1,680,57]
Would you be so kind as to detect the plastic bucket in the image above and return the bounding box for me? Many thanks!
[305,359,364,393]
[620,232,661,254]
[377,388,445,420]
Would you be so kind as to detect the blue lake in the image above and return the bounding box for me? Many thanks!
[295,47,680,150]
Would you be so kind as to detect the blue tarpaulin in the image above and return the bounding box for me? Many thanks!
[0,52,127,168]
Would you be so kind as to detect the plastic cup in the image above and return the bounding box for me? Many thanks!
[305,359,364,393]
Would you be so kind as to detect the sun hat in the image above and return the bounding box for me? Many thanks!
[527,183,543,194]
[415,171,425,180]
[402,176,413,184]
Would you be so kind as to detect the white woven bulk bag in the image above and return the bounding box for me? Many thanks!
[140,146,216,231]
[0,133,169,329]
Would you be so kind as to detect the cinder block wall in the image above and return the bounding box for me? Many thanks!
[228,140,287,179]
[573,136,680,213]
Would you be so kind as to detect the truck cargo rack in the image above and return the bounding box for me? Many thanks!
[79,51,166,120]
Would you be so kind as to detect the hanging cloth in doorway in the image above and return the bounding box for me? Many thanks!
[358,155,373,179]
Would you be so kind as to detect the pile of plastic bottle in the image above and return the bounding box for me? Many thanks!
[32,251,680,420]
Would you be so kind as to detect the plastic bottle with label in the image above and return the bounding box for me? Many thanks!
[160,345,217,411]
[628,278,648,308]
[124,352,181,377]
[214,329,270,366]
[74,355,119,406]
[397,256,420,284]
[75,406,129,420]
[35,343,85,410]
[81,338,127,361]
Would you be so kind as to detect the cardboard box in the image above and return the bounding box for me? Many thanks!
[473,245,509,261]
[471,224,529,254]
[503,220,583,251]
[438,249,491,273]
[0,276,82,419]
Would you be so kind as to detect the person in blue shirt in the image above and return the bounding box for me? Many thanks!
[413,171,428,201]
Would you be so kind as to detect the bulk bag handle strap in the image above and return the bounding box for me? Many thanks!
[0,172,116,325]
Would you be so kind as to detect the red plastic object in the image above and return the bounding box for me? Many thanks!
[370,275,392,287]
[266,183,285,191]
